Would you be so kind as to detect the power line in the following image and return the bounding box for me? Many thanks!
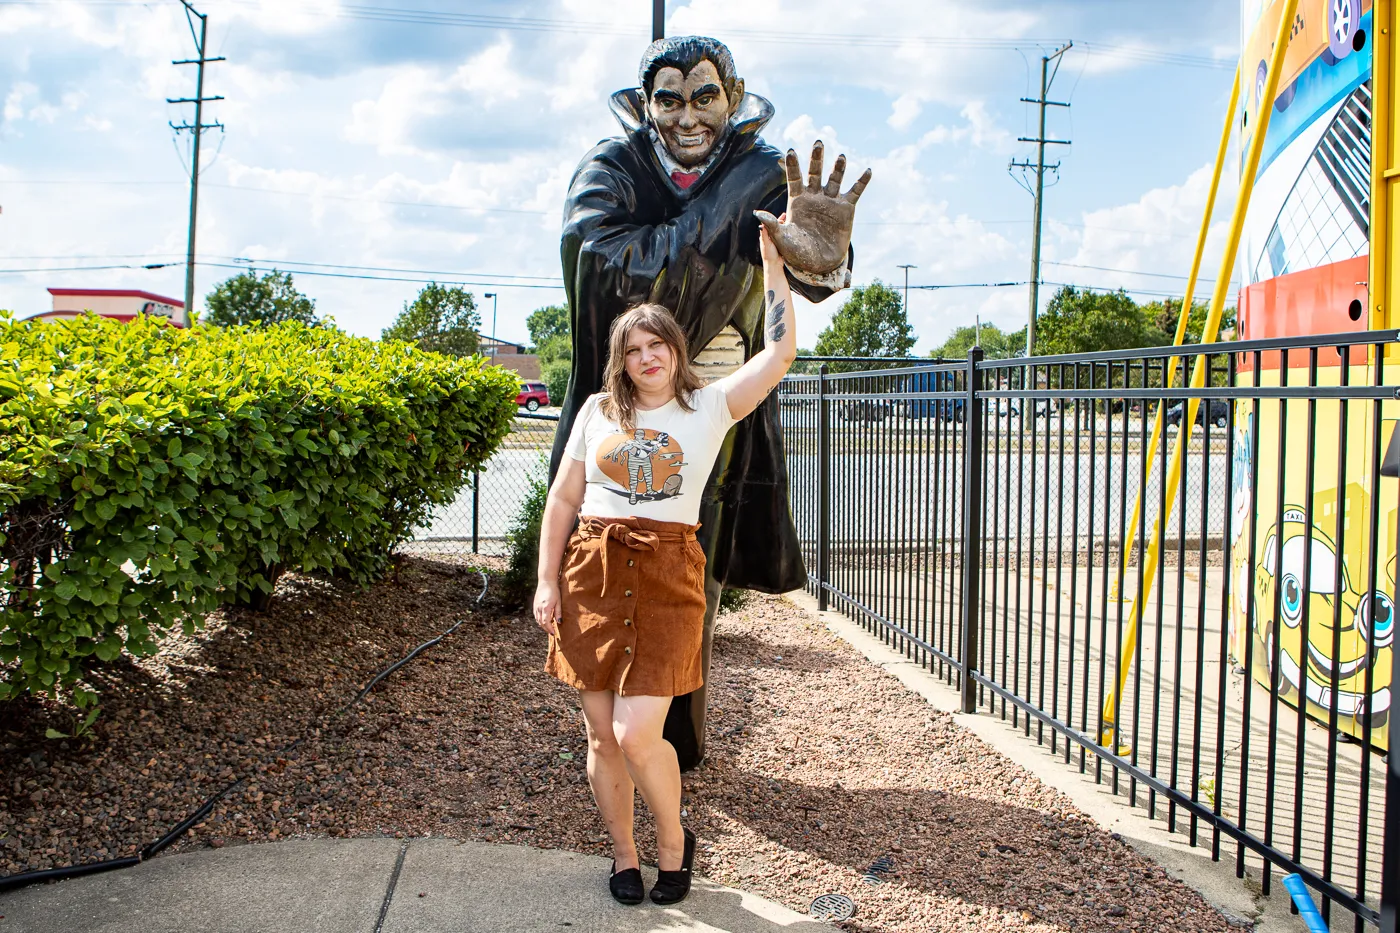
[910,281,1028,290]
[0,179,1216,244]
[0,1,1237,70]
[0,263,180,275]
[1044,260,1230,284]
[0,251,1230,288]
[198,261,564,289]
[224,256,561,281]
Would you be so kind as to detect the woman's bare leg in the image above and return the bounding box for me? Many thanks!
[578,690,639,871]
[613,694,685,871]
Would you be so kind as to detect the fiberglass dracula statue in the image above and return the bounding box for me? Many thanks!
[551,35,868,769]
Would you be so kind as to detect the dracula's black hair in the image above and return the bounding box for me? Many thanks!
[638,35,738,102]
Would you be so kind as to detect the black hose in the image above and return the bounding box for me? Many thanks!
[0,570,490,895]
[0,856,140,893]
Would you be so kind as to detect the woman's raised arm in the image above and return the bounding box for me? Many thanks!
[718,219,797,422]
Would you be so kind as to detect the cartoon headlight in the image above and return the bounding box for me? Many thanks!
[1281,574,1304,624]
[1355,591,1396,648]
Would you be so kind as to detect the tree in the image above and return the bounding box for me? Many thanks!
[204,269,318,328]
[1034,286,1165,357]
[526,304,570,349]
[929,322,1025,361]
[813,281,915,370]
[541,358,571,405]
[1140,297,1236,346]
[381,283,481,357]
[526,304,572,402]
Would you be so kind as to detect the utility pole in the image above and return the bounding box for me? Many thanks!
[652,0,664,40]
[1010,41,1072,356]
[897,264,916,315]
[168,1,224,320]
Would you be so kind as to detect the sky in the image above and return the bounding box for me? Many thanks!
[0,0,1246,354]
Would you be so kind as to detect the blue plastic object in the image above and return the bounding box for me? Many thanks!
[1281,874,1329,933]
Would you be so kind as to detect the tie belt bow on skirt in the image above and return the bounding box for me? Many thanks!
[545,514,707,697]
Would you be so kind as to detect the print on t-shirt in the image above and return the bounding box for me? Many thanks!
[596,428,689,505]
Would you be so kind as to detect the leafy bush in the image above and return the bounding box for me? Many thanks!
[719,587,751,613]
[502,457,549,607]
[0,312,520,709]
[542,359,571,408]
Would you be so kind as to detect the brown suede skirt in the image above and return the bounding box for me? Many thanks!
[544,515,706,697]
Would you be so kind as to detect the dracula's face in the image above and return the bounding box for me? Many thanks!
[646,60,743,168]
[624,327,674,396]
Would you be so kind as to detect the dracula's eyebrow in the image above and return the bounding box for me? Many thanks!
[652,88,685,103]
[688,83,722,102]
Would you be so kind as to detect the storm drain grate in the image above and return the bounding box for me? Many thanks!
[861,854,896,885]
[809,893,856,922]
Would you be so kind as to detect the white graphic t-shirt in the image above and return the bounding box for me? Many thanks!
[565,383,738,525]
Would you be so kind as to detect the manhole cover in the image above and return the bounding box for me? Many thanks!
[810,893,856,922]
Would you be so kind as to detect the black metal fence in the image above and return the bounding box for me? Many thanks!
[399,413,559,557]
[780,332,1400,930]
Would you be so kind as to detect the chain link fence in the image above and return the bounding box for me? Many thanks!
[398,413,559,558]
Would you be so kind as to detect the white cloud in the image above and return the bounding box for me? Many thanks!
[3,83,35,123]
[1049,160,1240,294]
[888,93,921,130]
[919,101,1012,152]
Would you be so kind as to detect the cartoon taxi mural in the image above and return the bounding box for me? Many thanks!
[1229,0,1394,751]
[1241,0,1371,129]
[1250,504,1394,735]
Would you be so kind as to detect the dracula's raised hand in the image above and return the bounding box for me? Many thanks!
[752,141,870,275]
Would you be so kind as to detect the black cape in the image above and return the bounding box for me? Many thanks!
[550,89,846,593]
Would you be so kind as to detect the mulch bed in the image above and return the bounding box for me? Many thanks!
[0,554,1237,931]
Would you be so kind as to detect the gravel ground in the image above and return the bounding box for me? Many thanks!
[0,555,1236,931]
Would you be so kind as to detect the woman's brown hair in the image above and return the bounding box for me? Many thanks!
[599,304,705,431]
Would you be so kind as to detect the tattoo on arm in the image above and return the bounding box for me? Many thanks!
[766,296,787,344]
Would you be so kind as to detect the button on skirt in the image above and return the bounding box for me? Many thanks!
[545,515,707,697]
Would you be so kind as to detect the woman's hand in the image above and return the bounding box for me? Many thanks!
[533,579,561,637]
[758,211,787,272]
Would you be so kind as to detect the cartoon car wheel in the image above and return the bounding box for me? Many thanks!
[1255,60,1269,109]
[1328,0,1358,62]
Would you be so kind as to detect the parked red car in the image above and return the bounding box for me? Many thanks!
[515,381,550,411]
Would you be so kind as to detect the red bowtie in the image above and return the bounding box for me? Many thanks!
[670,170,701,190]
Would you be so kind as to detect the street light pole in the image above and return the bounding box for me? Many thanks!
[652,0,664,40]
[483,292,498,351]
[896,264,916,315]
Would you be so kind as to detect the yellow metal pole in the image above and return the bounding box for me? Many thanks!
[1099,68,1239,753]
[1373,0,1396,335]
[1100,0,1299,748]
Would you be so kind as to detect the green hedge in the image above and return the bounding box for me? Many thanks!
[0,312,520,707]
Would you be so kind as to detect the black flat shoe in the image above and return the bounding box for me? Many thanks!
[649,827,696,905]
[609,860,645,905]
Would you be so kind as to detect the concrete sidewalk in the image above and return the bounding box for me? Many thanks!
[0,838,829,933]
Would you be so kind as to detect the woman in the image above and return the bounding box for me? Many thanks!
[533,216,798,906]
